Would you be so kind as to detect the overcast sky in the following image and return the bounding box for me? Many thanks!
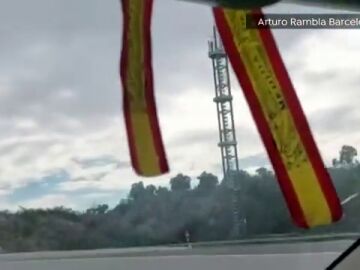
[0,0,359,211]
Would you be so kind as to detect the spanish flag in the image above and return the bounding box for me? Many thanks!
[120,0,169,177]
[213,8,342,228]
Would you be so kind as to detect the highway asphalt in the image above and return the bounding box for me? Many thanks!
[0,240,355,270]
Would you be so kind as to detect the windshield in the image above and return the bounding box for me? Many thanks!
[0,1,359,270]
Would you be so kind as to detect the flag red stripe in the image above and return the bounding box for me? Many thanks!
[142,0,169,173]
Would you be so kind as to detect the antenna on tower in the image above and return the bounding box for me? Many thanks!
[208,26,246,238]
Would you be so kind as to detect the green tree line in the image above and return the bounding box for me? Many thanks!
[0,146,359,252]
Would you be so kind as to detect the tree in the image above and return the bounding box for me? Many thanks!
[86,204,109,215]
[170,174,191,192]
[196,172,218,194]
[340,145,357,164]
[129,182,146,201]
[255,167,273,178]
[332,158,338,167]
[334,145,358,167]
[145,185,156,196]
[2,164,360,252]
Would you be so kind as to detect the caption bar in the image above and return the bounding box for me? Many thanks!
[247,14,360,29]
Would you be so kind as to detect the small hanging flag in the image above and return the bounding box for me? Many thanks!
[120,0,169,176]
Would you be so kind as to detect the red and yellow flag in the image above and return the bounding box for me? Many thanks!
[120,0,169,177]
[213,8,342,228]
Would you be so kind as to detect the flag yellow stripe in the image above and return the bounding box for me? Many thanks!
[222,9,332,226]
[126,0,161,175]
[130,113,162,175]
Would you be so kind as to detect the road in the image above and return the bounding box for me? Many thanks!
[0,240,354,270]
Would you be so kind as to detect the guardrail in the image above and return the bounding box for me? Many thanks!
[170,232,360,248]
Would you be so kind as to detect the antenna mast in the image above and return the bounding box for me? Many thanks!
[208,26,244,238]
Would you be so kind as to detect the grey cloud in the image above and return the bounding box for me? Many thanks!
[238,153,269,169]
[0,139,61,165]
[1,39,121,125]
[310,106,359,133]
[72,173,107,183]
[0,1,119,37]
[153,2,325,113]
[153,1,215,108]
[0,0,322,138]
[167,125,261,152]
[72,155,129,169]
[0,0,122,137]
[0,0,354,207]
[301,70,339,84]
[167,128,218,148]
[266,3,360,55]
[299,67,360,89]
[344,75,360,97]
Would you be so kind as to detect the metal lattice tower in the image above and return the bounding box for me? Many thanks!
[208,27,240,179]
[208,26,243,237]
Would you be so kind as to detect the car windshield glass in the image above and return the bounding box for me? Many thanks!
[0,1,359,270]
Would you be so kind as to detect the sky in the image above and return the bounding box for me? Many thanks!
[0,0,359,211]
